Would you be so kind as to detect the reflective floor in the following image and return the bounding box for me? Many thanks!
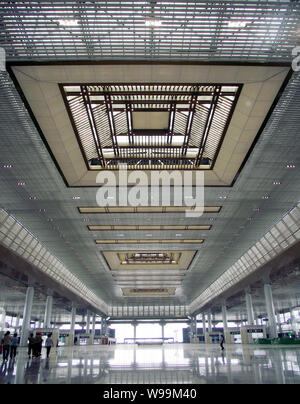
[1,343,300,384]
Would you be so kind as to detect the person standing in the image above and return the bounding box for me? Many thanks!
[28,332,35,358]
[220,334,225,351]
[1,331,12,361]
[10,333,19,359]
[45,333,54,358]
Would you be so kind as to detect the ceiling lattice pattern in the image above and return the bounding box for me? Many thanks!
[0,1,300,62]
[62,83,241,170]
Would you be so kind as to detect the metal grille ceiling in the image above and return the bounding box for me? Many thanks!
[62,83,240,169]
[0,3,300,311]
[0,1,300,62]
[1,64,300,309]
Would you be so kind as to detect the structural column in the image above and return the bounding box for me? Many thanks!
[276,313,283,334]
[86,310,91,334]
[0,308,6,329]
[245,289,255,325]
[20,286,34,346]
[70,305,76,333]
[202,313,206,334]
[263,283,277,339]
[207,311,212,333]
[44,295,53,328]
[101,316,104,335]
[160,320,165,341]
[89,313,96,344]
[190,316,197,342]
[92,313,96,336]
[222,303,228,332]
[132,321,137,342]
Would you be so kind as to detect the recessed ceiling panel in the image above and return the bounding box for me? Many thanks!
[10,63,290,186]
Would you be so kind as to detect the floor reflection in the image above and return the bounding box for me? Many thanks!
[0,344,299,384]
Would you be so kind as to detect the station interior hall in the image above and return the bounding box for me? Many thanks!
[0,0,300,385]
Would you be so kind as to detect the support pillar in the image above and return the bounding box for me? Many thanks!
[160,320,165,342]
[222,303,228,332]
[69,305,76,346]
[207,311,212,333]
[92,313,96,337]
[264,283,277,339]
[44,295,53,329]
[101,317,105,335]
[0,309,6,330]
[245,289,255,325]
[20,286,34,346]
[132,321,137,343]
[202,313,206,334]
[289,305,295,333]
[86,310,91,334]
[276,313,283,334]
[190,316,197,343]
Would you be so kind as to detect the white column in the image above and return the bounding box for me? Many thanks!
[202,313,206,334]
[0,309,6,329]
[289,306,295,334]
[70,305,76,333]
[207,311,212,333]
[245,290,255,325]
[276,313,282,334]
[44,295,53,328]
[92,313,96,335]
[86,311,91,334]
[101,316,104,335]
[264,283,277,339]
[222,304,228,331]
[20,286,34,346]
[161,321,165,341]
[133,322,137,342]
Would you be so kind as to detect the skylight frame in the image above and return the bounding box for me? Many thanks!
[61,82,242,170]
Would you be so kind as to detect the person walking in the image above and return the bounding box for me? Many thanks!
[28,332,35,358]
[10,333,19,359]
[1,331,12,361]
[45,333,54,358]
[33,332,43,358]
[220,334,225,351]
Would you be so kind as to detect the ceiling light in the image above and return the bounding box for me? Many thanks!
[273,181,281,185]
[17,182,25,186]
[262,195,270,200]
[145,19,162,27]
[72,196,80,200]
[228,21,248,28]
[286,164,296,168]
[58,19,79,26]
[175,234,182,237]
[3,164,12,168]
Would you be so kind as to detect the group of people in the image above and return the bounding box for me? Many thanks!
[28,332,54,359]
[1,331,54,361]
[1,331,19,361]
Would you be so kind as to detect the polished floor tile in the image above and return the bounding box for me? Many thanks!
[1,343,300,384]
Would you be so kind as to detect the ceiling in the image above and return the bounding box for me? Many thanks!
[0,1,300,321]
